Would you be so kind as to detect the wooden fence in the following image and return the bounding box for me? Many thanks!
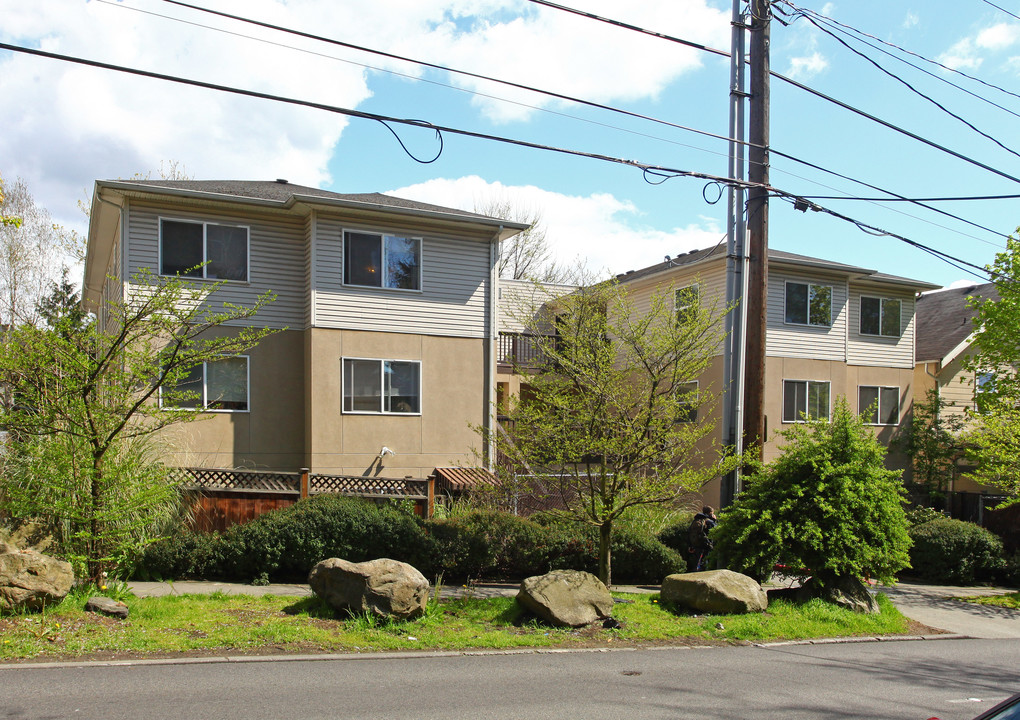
[183,467,435,533]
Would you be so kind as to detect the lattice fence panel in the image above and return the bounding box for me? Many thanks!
[184,467,301,493]
[310,474,428,498]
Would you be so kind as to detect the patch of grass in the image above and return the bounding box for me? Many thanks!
[960,592,1020,610]
[0,591,915,662]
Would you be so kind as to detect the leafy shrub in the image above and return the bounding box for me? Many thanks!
[423,511,550,581]
[908,518,1005,584]
[1000,551,1020,588]
[132,531,224,581]
[905,506,949,528]
[657,514,696,555]
[713,398,912,587]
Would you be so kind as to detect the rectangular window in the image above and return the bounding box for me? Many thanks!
[785,282,832,327]
[975,371,995,413]
[675,284,700,324]
[343,358,421,414]
[676,381,699,423]
[160,356,249,412]
[859,386,899,425]
[783,380,830,422]
[860,296,902,337]
[343,231,421,290]
[160,219,248,281]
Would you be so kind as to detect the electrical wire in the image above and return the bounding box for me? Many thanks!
[775,1,1020,120]
[4,39,998,284]
[144,0,1013,241]
[978,0,1020,23]
[782,10,1020,160]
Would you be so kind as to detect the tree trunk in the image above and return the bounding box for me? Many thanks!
[598,520,613,588]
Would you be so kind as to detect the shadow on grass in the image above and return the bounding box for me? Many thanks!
[282,596,337,619]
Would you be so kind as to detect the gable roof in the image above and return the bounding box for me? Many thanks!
[613,244,939,291]
[915,283,998,363]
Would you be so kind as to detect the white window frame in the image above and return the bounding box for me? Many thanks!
[342,357,422,415]
[159,355,250,413]
[859,295,902,337]
[342,230,423,292]
[158,217,250,282]
[782,379,830,423]
[784,281,833,327]
[858,385,900,425]
[675,283,700,324]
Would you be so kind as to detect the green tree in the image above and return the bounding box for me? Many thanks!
[900,388,964,501]
[0,270,277,582]
[712,398,912,588]
[0,173,22,228]
[962,232,1020,500]
[491,279,739,586]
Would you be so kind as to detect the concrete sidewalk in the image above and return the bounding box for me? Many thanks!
[128,578,1018,638]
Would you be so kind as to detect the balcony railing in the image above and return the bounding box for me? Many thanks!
[497,331,552,369]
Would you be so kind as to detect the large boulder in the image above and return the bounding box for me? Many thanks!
[516,570,614,627]
[661,569,768,614]
[0,548,74,612]
[308,557,430,620]
[799,576,879,614]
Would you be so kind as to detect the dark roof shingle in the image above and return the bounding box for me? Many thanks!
[915,283,998,362]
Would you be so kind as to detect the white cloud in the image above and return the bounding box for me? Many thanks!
[387,175,724,276]
[903,12,920,29]
[786,52,829,79]
[940,22,1020,70]
[1,0,728,233]
[977,22,1020,50]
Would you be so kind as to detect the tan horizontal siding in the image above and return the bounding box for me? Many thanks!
[311,217,494,338]
[766,269,847,361]
[846,286,916,368]
[124,200,306,329]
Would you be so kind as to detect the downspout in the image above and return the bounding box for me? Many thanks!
[91,192,127,321]
[485,226,503,471]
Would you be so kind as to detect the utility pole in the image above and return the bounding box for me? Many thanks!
[743,0,770,461]
[721,0,748,508]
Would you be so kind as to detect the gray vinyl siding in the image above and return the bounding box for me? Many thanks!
[498,279,576,333]
[100,232,123,332]
[767,270,847,361]
[311,216,495,339]
[124,200,305,329]
[846,285,916,368]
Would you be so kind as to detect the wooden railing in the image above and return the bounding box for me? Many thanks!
[497,332,552,369]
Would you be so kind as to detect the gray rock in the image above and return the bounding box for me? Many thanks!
[661,569,768,614]
[517,570,614,627]
[800,576,880,614]
[308,558,430,620]
[0,549,74,612]
[86,596,129,619]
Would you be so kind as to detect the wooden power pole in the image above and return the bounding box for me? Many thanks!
[743,0,770,460]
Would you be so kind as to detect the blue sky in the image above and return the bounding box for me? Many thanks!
[1,0,1018,288]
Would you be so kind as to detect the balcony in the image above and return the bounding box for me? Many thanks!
[496,331,553,371]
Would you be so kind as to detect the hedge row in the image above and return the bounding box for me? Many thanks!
[907,517,1005,585]
[134,495,686,585]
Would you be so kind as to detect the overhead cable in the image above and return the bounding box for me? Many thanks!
[0,40,997,284]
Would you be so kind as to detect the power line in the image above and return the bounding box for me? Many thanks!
[778,0,1020,104]
[0,41,998,281]
[799,192,1020,202]
[979,0,1020,22]
[148,0,1012,242]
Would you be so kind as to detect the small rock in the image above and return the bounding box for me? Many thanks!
[86,596,129,619]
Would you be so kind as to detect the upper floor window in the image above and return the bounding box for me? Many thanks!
[676,381,699,423]
[975,371,996,413]
[859,386,899,425]
[343,358,421,414]
[675,284,700,325]
[160,356,249,412]
[160,219,248,281]
[860,296,901,337]
[783,379,830,422]
[343,231,421,290]
[785,282,832,327]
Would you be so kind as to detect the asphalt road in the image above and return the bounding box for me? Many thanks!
[2,638,1017,720]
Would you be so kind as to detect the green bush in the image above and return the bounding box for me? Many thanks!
[132,531,224,581]
[905,506,949,528]
[907,518,1005,584]
[423,511,551,581]
[657,514,696,555]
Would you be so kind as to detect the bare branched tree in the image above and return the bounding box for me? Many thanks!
[474,195,570,283]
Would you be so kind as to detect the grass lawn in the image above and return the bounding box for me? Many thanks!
[0,591,917,663]
[960,592,1020,610]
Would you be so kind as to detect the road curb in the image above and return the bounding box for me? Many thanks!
[0,633,971,671]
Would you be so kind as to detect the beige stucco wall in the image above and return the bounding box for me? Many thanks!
[305,328,486,477]
[162,328,306,469]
